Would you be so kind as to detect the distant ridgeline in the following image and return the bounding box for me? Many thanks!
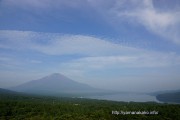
[8,73,106,97]
[156,92,180,103]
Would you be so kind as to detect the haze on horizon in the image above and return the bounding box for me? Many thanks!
[0,0,180,92]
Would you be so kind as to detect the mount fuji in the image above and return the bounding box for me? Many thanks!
[10,73,101,96]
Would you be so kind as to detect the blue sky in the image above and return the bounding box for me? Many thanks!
[0,0,180,92]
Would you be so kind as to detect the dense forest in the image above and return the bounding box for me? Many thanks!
[0,89,180,120]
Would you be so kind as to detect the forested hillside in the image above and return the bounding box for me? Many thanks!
[0,89,180,120]
[156,92,180,103]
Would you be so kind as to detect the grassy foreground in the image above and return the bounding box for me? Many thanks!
[0,92,180,120]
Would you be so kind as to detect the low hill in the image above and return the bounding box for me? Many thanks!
[0,88,18,94]
[149,89,180,96]
[156,92,180,103]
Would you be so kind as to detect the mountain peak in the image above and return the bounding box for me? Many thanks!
[49,73,63,78]
[10,73,98,95]
[45,73,70,80]
[51,73,62,76]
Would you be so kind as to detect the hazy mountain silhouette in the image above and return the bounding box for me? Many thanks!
[0,88,18,94]
[156,92,180,103]
[10,73,100,96]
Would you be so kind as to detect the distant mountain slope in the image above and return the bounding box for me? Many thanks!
[10,73,100,96]
[0,88,18,94]
[149,89,180,96]
[156,92,180,103]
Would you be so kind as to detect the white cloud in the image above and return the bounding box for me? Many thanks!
[89,0,180,44]
[0,30,139,56]
[2,0,180,44]
[2,0,89,12]
[61,52,180,72]
[1,30,180,69]
[116,0,180,44]
[33,35,138,56]
[0,30,35,49]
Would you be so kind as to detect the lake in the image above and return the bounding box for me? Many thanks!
[86,93,160,102]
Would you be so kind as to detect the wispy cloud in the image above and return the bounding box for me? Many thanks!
[61,53,180,72]
[1,0,179,44]
[0,30,137,56]
[89,0,180,44]
[1,0,89,12]
[1,30,179,69]
[0,56,23,70]
[116,0,180,44]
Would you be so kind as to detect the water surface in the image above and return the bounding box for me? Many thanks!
[86,93,159,102]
